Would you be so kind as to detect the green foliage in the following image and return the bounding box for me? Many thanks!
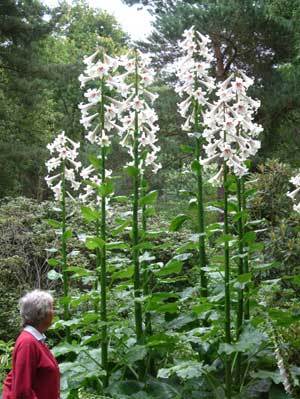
[248,160,300,280]
[0,339,13,384]
[1,188,300,398]
[0,0,128,198]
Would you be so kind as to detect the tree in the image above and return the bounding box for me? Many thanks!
[0,0,128,198]
[124,0,300,162]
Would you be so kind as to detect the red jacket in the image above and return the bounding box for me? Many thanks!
[2,331,60,399]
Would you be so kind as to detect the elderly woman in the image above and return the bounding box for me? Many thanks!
[2,290,60,399]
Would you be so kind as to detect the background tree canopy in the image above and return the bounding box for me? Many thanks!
[0,0,299,198]
[124,0,300,164]
[0,0,127,198]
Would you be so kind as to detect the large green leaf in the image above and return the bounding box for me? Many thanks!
[81,206,100,222]
[146,333,178,348]
[112,265,134,281]
[47,258,61,267]
[98,180,114,197]
[139,190,158,206]
[85,236,105,250]
[250,370,282,385]
[158,361,205,380]
[124,345,147,364]
[169,214,189,232]
[157,259,182,277]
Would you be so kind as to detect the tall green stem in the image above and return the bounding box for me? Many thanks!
[236,177,244,336]
[133,50,143,344]
[194,99,208,297]
[242,178,250,320]
[223,162,232,398]
[61,161,69,321]
[235,176,244,385]
[94,217,100,314]
[99,75,108,386]
[141,177,152,337]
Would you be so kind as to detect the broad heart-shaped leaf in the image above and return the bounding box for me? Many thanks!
[156,259,182,277]
[97,180,114,197]
[52,342,83,357]
[47,258,61,267]
[60,349,105,396]
[250,370,282,385]
[47,270,62,281]
[45,219,62,228]
[146,332,179,348]
[169,214,189,232]
[85,236,105,250]
[139,190,158,206]
[219,324,267,355]
[147,292,179,313]
[80,206,100,222]
[112,265,134,281]
[158,361,205,380]
[154,302,178,313]
[124,345,147,364]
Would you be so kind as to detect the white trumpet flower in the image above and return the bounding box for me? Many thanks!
[202,71,263,182]
[117,50,161,174]
[287,173,300,213]
[45,132,81,201]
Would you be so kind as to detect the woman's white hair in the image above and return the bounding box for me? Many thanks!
[20,289,54,327]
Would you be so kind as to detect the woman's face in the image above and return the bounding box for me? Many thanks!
[40,302,55,332]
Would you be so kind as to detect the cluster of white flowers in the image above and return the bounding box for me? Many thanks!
[175,26,215,132]
[287,174,300,213]
[201,72,263,184]
[45,132,81,201]
[274,346,294,396]
[79,49,126,148]
[113,50,161,173]
[78,49,127,206]
[79,164,112,205]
